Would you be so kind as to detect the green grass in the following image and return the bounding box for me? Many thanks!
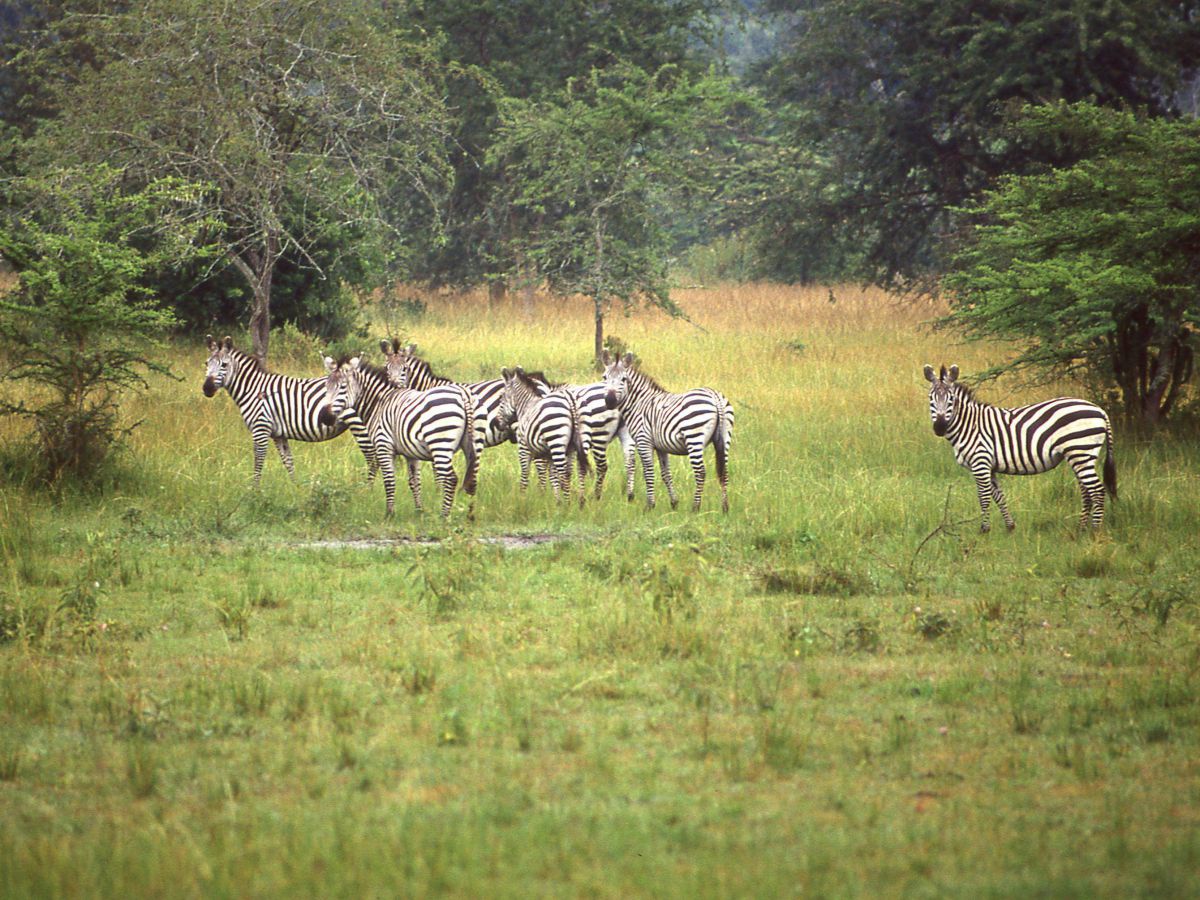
[1,283,1198,897]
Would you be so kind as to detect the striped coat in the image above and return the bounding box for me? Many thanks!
[499,367,589,502]
[321,356,477,518]
[601,351,733,512]
[924,364,1117,531]
[203,335,345,484]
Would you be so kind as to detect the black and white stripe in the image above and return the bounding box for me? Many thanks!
[202,334,346,484]
[321,356,477,518]
[924,364,1117,531]
[499,367,590,502]
[558,380,636,500]
[601,351,733,512]
[380,341,507,453]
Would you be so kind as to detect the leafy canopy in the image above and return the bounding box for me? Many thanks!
[942,102,1199,425]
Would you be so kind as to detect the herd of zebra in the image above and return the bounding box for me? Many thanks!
[202,335,1118,531]
[202,336,733,518]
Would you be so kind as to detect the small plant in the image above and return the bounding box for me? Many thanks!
[842,618,882,653]
[125,740,160,799]
[212,596,252,642]
[913,608,956,640]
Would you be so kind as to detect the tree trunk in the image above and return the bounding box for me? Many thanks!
[232,231,280,365]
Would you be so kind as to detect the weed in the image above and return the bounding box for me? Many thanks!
[212,595,252,641]
[125,740,160,799]
[912,608,957,640]
[842,619,882,654]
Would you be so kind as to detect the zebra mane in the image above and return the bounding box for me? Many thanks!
[401,349,453,383]
[355,359,392,389]
[627,361,666,393]
[521,369,562,389]
[512,369,545,394]
[950,378,978,404]
[229,346,267,373]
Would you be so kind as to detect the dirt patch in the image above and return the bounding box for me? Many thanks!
[295,533,568,551]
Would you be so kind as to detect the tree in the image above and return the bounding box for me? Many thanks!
[0,165,211,481]
[393,0,723,289]
[942,103,1199,427]
[489,62,742,361]
[752,0,1200,286]
[17,0,451,363]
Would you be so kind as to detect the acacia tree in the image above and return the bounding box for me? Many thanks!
[943,103,1199,426]
[18,0,452,364]
[489,62,740,361]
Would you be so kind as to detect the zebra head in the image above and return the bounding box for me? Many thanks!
[319,356,362,426]
[496,367,521,430]
[600,350,633,410]
[203,334,236,397]
[380,338,417,389]
[924,364,960,437]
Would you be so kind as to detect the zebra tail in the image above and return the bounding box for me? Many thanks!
[461,390,479,491]
[1103,417,1117,501]
[714,398,732,482]
[571,395,590,476]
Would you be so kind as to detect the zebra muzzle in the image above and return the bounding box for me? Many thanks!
[318,405,338,427]
[933,417,948,437]
[604,390,619,410]
[203,378,217,397]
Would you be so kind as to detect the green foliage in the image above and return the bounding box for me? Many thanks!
[490,62,746,356]
[0,165,209,482]
[15,0,451,362]
[752,0,1200,286]
[942,102,1200,425]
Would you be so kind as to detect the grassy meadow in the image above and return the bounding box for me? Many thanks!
[1,283,1199,897]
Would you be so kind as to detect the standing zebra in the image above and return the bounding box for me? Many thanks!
[557,379,636,500]
[202,334,346,484]
[380,341,510,451]
[923,364,1117,531]
[601,351,733,513]
[498,367,590,503]
[320,356,477,518]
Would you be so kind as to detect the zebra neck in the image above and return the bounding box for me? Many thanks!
[224,358,270,404]
[622,373,662,414]
[945,388,984,442]
[407,363,452,389]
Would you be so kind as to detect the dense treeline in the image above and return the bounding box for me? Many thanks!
[0,0,1198,452]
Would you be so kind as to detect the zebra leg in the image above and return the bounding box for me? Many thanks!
[657,449,679,510]
[551,448,569,501]
[990,475,1015,531]
[1068,454,1104,529]
[637,439,657,508]
[534,458,549,490]
[407,458,423,513]
[620,428,636,502]
[518,447,532,492]
[592,440,609,500]
[686,440,708,512]
[378,451,398,518]
[433,452,458,518]
[251,430,271,485]
[273,437,296,479]
[971,467,993,533]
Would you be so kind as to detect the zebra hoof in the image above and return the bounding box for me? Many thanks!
[1006,522,1016,532]
[980,523,991,534]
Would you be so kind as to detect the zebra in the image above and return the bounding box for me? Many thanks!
[600,351,733,512]
[498,367,590,503]
[202,334,346,484]
[380,340,511,451]
[556,379,636,500]
[923,364,1117,531]
[319,356,477,518]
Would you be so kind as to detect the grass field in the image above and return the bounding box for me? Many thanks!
[2,283,1198,897]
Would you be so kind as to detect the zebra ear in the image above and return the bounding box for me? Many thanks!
[501,367,512,379]
[923,364,936,383]
[324,356,336,373]
[379,339,391,356]
[206,334,216,350]
[405,343,416,354]
[621,352,634,366]
[601,350,611,365]
[349,356,362,369]
[947,365,959,382]
[222,336,233,350]
[515,366,525,376]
